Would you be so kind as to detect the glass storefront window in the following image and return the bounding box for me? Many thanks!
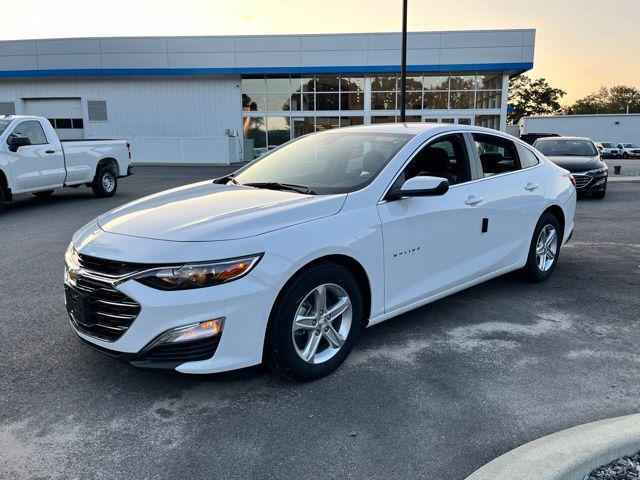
[266,77,291,92]
[371,76,397,91]
[342,77,363,91]
[449,75,476,90]
[267,116,291,148]
[244,116,266,158]
[398,91,422,110]
[476,73,502,90]
[316,93,340,110]
[341,92,364,110]
[292,117,315,137]
[423,75,448,91]
[267,92,291,111]
[475,91,502,109]
[316,117,340,131]
[423,91,448,109]
[340,116,364,127]
[242,78,265,93]
[371,116,396,124]
[300,77,315,92]
[405,76,423,91]
[316,75,340,92]
[243,93,265,112]
[475,114,500,130]
[371,92,396,110]
[449,91,475,109]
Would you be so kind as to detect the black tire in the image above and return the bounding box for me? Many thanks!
[523,212,562,283]
[592,188,606,199]
[32,190,54,198]
[623,152,629,159]
[92,165,118,198]
[0,186,5,213]
[265,263,364,381]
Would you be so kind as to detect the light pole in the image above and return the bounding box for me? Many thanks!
[399,0,408,122]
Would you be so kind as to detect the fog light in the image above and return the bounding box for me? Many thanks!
[146,318,225,350]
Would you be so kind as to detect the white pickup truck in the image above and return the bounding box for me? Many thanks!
[0,115,132,211]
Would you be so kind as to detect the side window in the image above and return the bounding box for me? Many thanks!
[393,133,471,188]
[517,144,540,168]
[473,134,520,177]
[9,121,48,145]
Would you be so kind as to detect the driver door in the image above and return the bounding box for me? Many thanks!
[377,133,488,313]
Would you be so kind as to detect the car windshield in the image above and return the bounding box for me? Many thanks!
[0,120,11,136]
[534,139,598,157]
[624,144,638,148]
[602,143,615,148]
[232,131,412,194]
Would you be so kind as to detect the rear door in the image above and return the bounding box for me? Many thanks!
[7,119,65,192]
[469,133,547,271]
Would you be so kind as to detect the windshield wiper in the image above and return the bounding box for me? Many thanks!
[243,182,316,195]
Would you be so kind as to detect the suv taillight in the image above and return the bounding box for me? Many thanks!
[569,175,576,187]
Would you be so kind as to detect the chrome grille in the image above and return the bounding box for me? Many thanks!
[66,270,141,342]
[573,174,592,189]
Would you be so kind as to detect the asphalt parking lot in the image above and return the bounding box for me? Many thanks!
[1,167,639,480]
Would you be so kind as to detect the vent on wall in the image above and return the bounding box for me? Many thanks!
[0,102,16,115]
[87,100,108,122]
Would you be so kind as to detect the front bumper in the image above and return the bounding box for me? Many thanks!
[66,264,277,374]
[573,172,608,193]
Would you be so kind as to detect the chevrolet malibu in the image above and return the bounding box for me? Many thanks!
[65,124,576,380]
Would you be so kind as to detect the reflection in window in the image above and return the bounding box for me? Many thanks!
[267,92,291,111]
[243,93,264,111]
[475,91,502,109]
[341,92,364,110]
[476,73,502,90]
[341,77,363,91]
[449,91,474,109]
[241,78,265,93]
[475,115,501,130]
[371,76,397,91]
[340,116,364,127]
[316,93,340,110]
[405,76,423,91]
[244,116,266,158]
[371,92,396,110]
[316,75,340,92]
[292,117,315,137]
[423,75,449,91]
[423,92,448,109]
[267,116,291,148]
[449,75,476,90]
[316,117,340,131]
[399,91,422,110]
[371,116,396,124]
[266,78,290,92]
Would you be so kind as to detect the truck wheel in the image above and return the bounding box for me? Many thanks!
[33,190,54,198]
[92,166,118,198]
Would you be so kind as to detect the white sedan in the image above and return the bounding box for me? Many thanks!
[64,124,576,380]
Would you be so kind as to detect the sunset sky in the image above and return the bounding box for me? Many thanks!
[1,0,638,104]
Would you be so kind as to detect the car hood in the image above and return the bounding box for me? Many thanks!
[545,156,602,172]
[97,180,347,242]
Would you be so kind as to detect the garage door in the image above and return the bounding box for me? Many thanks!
[24,98,84,140]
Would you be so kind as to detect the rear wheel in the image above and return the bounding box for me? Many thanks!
[92,165,118,198]
[265,263,363,381]
[523,212,561,282]
[32,190,54,198]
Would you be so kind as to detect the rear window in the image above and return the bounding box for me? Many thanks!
[624,144,638,148]
[602,143,615,148]
[534,139,598,157]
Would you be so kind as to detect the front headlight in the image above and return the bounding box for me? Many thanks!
[134,254,263,291]
[586,167,608,175]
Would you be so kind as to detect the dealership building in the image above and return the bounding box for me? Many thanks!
[0,29,535,164]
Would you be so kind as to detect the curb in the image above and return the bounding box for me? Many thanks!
[466,414,640,480]
[609,176,640,182]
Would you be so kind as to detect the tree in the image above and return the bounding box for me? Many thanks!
[567,86,640,114]
[508,75,566,124]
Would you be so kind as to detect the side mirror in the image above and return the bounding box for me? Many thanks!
[7,136,31,152]
[387,175,449,200]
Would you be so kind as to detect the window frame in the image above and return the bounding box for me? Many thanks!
[380,130,481,203]
[471,132,523,178]
[8,120,49,146]
[516,143,542,169]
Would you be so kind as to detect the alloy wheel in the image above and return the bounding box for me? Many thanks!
[102,172,115,192]
[291,283,352,364]
[536,224,558,272]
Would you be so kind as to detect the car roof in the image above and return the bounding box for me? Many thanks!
[326,122,501,137]
[535,136,592,141]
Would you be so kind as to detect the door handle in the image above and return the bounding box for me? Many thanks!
[45,150,56,154]
[524,181,539,191]
[465,195,484,206]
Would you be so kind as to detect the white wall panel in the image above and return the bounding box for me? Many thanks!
[0,56,38,70]
[301,35,368,51]
[168,52,235,69]
[441,47,523,64]
[37,39,100,55]
[100,38,167,54]
[0,40,36,55]
[301,50,367,67]
[0,75,243,164]
[38,54,101,70]
[167,37,234,53]
[101,53,168,69]
[522,115,640,144]
[235,35,301,52]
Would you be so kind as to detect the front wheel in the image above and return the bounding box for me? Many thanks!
[623,152,629,159]
[523,212,561,282]
[592,187,607,199]
[92,166,118,198]
[265,263,364,381]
